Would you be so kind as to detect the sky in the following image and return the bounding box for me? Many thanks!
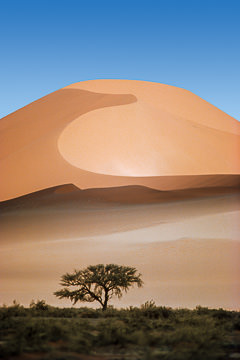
[0,0,239,120]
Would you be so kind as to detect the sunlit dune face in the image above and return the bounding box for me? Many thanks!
[58,98,239,177]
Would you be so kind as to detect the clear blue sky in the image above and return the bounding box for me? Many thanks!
[0,0,239,120]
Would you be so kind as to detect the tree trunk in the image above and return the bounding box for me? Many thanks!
[102,289,109,311]
[102,302,107,311]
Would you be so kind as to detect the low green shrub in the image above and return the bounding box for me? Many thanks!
[0,302,239,359]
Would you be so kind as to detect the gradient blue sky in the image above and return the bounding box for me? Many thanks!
[0,0,239,120]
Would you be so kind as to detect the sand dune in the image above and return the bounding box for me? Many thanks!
[1,182,239,309]
[0,185,239,309]
[1,183,240,208]
[1,80,239,309]
[1,184,239,243]
[1,80,239,201]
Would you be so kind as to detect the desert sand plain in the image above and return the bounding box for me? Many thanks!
[0,80,239,309]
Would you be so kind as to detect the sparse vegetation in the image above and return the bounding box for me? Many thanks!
[0,301,240,359]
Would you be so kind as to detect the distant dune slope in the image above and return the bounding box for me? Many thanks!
[1,80,239,201]
[1,184,239,242]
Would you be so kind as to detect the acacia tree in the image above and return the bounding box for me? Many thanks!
[54,264,143,310]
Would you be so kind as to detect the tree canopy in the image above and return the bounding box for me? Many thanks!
[54,264,143,310]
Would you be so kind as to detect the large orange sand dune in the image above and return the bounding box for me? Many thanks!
[0,80,239,201]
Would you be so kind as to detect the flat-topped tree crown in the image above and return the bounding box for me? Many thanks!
[54,264,143,310]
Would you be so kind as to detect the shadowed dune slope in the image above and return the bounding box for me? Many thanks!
[1,80,239,201]
[1,183,240,209]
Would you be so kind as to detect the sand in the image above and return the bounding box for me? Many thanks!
[0,79,239,309]
[0,185,239,309]
[1,80,239,201]
[1,185,240,242]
